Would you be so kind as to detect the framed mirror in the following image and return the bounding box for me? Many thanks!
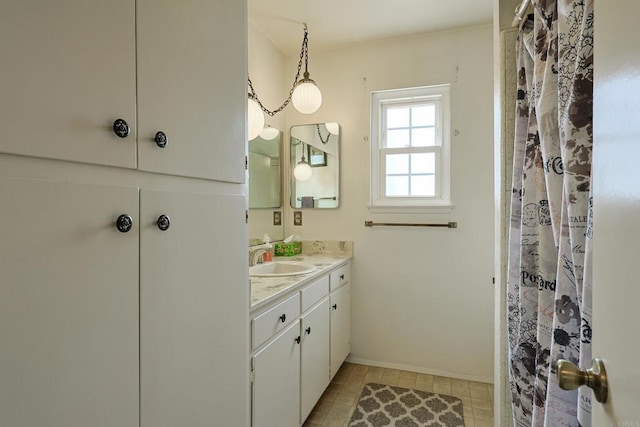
[248,128,283,243]
[290,122,340,209]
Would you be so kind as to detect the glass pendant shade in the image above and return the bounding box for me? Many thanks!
[294,160,313,181]
[247,97,265,141]
[325,122,339,135]
[292,77,322,115]
[259,126,280,140]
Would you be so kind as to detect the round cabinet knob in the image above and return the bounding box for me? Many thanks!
[116,214,134,233]
[305,327,311,335]
[157,214,171,231]
[113,119,130,138]
[295,336,301,344]
[279,314,286,323]
[154,131,168,148]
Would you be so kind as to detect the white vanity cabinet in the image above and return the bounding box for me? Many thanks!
[0,0,245,183]
[250,262,351,427]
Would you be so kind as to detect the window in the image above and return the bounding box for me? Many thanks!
[370,85,451,212]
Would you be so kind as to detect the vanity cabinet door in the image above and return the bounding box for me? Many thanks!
[0,177,139,427]
[301,298,331,423]
[330,282,351,379]
[252,321,301,427]
[0,1,136,168]
[140,189,249,427]
[137,0,246,182]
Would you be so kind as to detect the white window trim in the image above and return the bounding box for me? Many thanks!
[369,85,452,214]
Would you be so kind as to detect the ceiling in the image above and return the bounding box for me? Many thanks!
[248,0,494,56]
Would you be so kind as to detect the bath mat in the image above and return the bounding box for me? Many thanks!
[348,383,464,427]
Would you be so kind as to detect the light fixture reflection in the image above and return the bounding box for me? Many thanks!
[259,126,279,140]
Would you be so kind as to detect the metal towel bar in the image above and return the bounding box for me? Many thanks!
[364,221,457,229]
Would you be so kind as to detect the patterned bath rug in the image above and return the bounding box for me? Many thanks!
[348,383,464,427]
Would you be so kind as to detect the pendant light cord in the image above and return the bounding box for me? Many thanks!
[248,24,309,117]
[316,124,330,144]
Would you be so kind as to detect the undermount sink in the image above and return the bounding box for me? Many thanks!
[249,261,315,277]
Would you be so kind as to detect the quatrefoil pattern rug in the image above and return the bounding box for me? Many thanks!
[348,383,464,427]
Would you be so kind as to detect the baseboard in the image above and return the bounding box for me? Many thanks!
[345,356,494,384]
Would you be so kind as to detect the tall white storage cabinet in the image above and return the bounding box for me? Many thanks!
[0,1,249,426]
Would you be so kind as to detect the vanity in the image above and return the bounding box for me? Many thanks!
[249,248,351,427]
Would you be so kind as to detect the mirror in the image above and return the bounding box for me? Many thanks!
[290,122,340,209]
[248,128,283,243]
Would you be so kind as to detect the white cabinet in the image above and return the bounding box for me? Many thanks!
[137,0,246,182]
[0,179,249,427]
[0,0,136,168]
[330,281,351,380]
[140,190,248,427]
[0,178,140,427]
[301,298,331,422]
[252,321,301,427]
[250,262,350,427]
[0,0,245,183]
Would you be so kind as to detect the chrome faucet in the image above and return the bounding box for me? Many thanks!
[249,245,269,267]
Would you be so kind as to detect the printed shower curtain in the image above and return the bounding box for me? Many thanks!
[507,0,594,426]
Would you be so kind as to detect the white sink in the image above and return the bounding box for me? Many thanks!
[249,261,315,277]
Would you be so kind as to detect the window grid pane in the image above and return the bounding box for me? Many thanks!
[383,149,439,198]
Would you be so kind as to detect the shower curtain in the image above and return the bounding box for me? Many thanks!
[507,0,594,426]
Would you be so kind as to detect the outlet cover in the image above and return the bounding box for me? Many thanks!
[273,211,282,226]
[293,211,302,226]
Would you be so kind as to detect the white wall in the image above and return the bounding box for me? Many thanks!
[283,25,495,381]
[248,23,286,242]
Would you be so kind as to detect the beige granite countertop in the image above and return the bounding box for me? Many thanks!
[250,241,352,312]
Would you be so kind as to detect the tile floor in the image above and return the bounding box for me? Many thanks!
[303,362,494,427]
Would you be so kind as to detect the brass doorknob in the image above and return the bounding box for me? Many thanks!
[556,358,608,403]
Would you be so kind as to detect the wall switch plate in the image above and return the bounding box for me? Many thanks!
[293,211,302,226]
[273,211,282,226]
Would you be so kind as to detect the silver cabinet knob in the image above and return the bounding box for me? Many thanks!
[116,214,133,233]
[157,214,171,231]
[154,131,168,148]
[113,119,130,138]
[557,358,608,403]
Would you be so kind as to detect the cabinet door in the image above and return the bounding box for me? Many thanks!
[301,298,331,423]
[0,177,139,427]
[137,0,246,182]
[0,1,136,167]
[330,282,351,379]
[253,321,301,427]
[140,190,249,427]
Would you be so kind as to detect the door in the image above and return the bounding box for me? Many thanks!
[0,177,139,427]
[301,298,331,422]
[0,0,136,168]
[592,0,640,423]
[330,282,351,379]
[137,0,246,182]
[252,321,301,427]
[140,190,249,427]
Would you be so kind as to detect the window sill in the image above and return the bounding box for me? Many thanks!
[367,203,454,215]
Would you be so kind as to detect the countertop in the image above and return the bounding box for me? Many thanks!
[250,254,351,312]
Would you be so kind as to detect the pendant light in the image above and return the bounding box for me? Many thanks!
[259,125,280,141]
[293,143,313,181]
[248,24,322,135]
[247,95,264,141]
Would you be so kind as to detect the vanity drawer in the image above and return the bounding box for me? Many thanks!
[301,275,329,313]
[252,293,301,350]
[329,264,350,291]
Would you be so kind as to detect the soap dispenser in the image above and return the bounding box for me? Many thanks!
[262,234,273,262]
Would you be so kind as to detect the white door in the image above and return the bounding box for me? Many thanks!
[0,0,136,168]
[137,0,246,182]
[0,177,139,427]
[139,189,249,427]
[330,282,351,379]
[252,321,301,427]
[301,298,331,422]
[592,0,640,423]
